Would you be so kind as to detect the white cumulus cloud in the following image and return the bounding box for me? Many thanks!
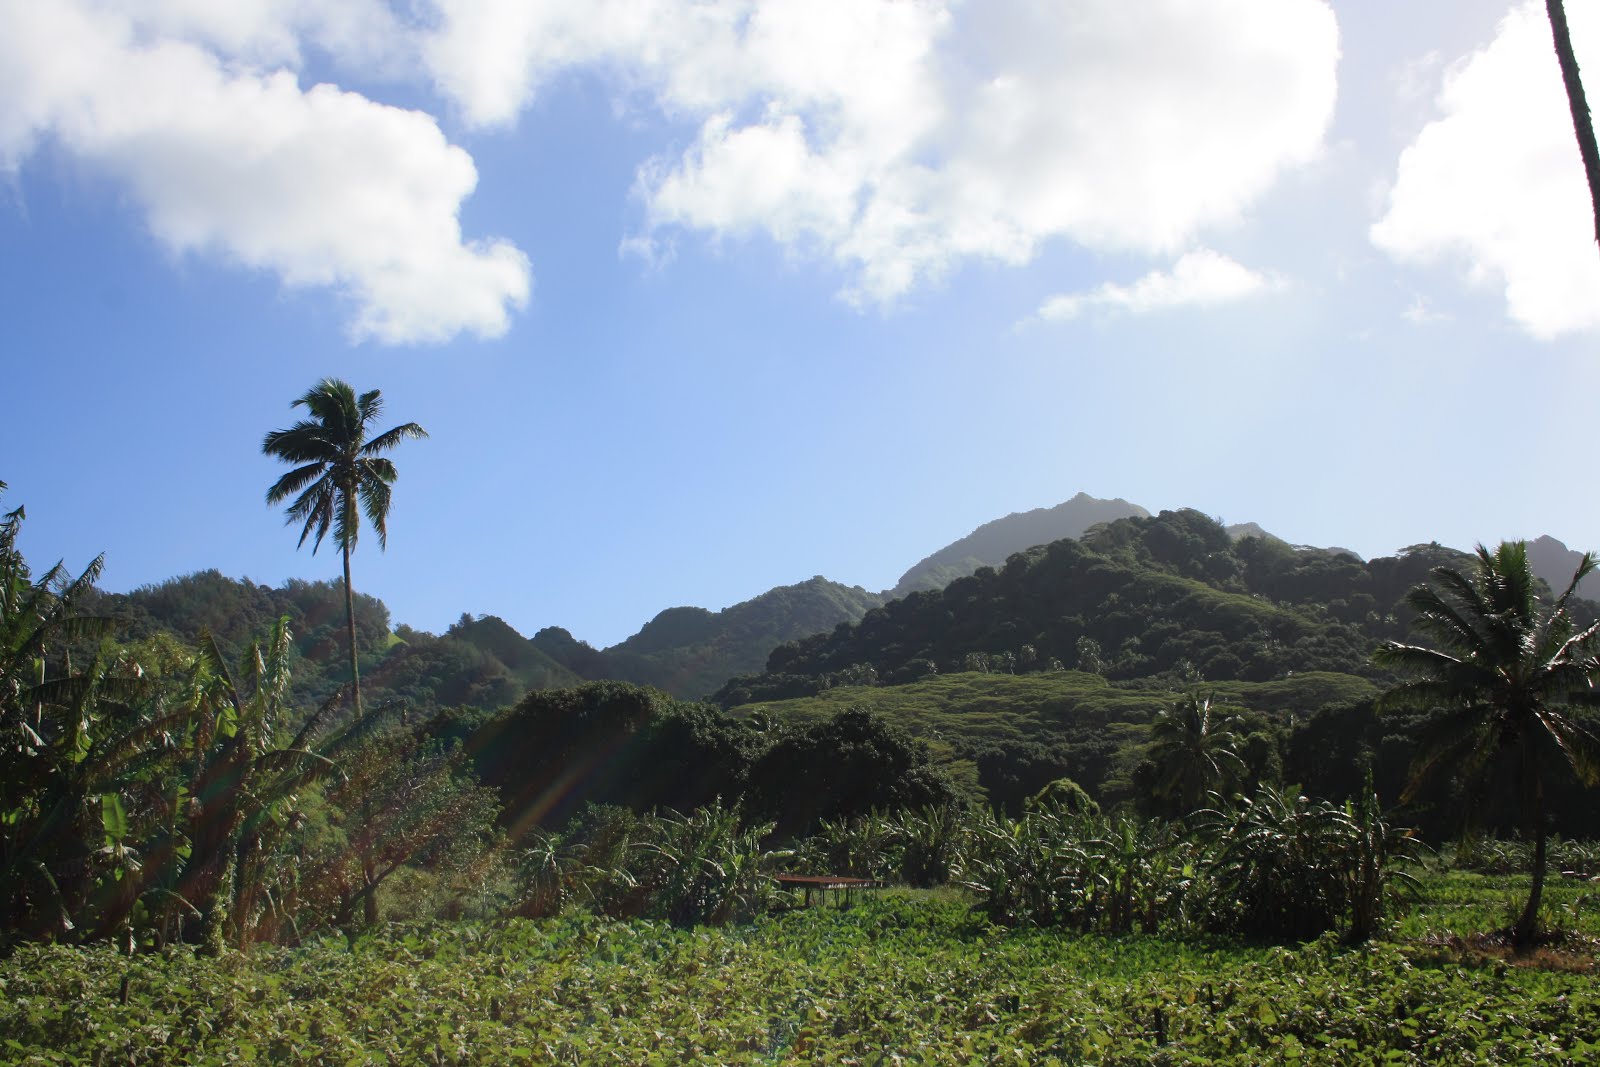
[1035,249,1280,322]
[1371,0,1600,339]
[0,0,529,344]
[423,0,1339,305]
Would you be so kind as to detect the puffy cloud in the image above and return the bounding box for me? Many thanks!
[1035,249,1279,322]
[1,0,1340,336]
[423,0,1339,304]
[0,0,528,344]
[1372,0,1600,339]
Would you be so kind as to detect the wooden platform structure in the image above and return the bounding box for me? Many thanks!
[775,874,884,907]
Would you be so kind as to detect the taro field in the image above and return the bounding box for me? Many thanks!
[3,878,1599,1066]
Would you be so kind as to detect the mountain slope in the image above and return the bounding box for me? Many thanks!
[889,492,1150,599]
[714,510,1477,708]
[445,615,585,690]
[1525,534,1600,600]
[535,576,886,699]
[729,669,1381,812]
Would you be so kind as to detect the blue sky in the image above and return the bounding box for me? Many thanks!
[4,0,1598,648]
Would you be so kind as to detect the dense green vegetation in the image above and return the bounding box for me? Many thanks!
[1376,541,1600,946]
[719,510,1495,704]
[6,417,1600,1063]
[727,670,1382,815]
[441,683,956,840]
[6,885,1599,1066]
[90,572,880,709]
[532,576,885,700]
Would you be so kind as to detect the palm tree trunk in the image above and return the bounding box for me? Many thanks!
[1547,0,1600,249]
[362,861,379,925]
[1514,741,1548,947]
[340,535,378,927]
[342,541,362,716]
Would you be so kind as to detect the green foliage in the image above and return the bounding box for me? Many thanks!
[731,670,1376,813]
[1144,691,1248,815]
[465,684,955,841]
[1376,541,1600,944]
[744,707,960,838]
[960,805,1192,935]
[127,621,405,949]
[509,800,787,926]
[13,891,1598,1065]
[462,682,758,836]
[293,729,503,933]
[95,575,594,717]
[445,615,582,692]
[790,806,970,887]
[1,490,150,942]
[732,511,1452,702]
[1194,785,1423,942]
[1027,777,1099,816]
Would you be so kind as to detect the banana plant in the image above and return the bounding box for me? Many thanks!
[0,488,149,943]
[147,620,388,950]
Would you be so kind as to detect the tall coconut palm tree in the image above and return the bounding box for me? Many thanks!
[1375,541,1600,946]
[1147,691,1246,815]
[262,380,427,715]
[1546,0,1600,251]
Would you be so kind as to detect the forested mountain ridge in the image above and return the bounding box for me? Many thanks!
[87,504,1598,713]
[96,570,883,708]
[87,572,575,713]
[711,511,1600,833]
[888,492,1149,599]
[713,509,1525,706]
[523,576,884,698]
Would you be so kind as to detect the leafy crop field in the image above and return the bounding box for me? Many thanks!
[5,885,1597,1066]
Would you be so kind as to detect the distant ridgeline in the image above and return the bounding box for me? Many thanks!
[529,576,885,701]
[90,504,1600,835]
[86,573,579,715]
[711,510,1600,836]
[90,570,884,711]
[92,504,1599,717]
[716,509,1472,703]
[888,491,1150,598]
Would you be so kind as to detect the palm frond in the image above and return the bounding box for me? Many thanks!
[284,481,335,552]
[1403,580,1492,659]
[288,685,350,753]
[318,698,403,761]
[1534,706,1600,786]
[261,423,338,467]
[1400,703,1497,801]
[359,474,392,549]
[356,388,384,426]
[264,461,329,506]
[362,422,428,454]
[55,553,106,602]
[1551,551,1599,610]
